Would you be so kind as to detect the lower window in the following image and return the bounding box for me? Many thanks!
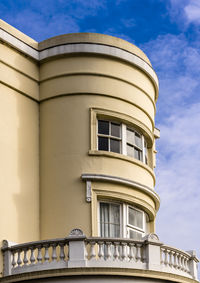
[99,201,147,239]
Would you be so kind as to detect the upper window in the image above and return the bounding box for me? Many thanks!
[98,120,121,153]
[99,201,146,240]
[98,120,148,164]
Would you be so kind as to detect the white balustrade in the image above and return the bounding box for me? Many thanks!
[1,229,199,281]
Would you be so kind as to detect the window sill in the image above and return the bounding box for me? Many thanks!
[88,150,155,184]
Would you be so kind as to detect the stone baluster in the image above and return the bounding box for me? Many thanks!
[160,248,164,265]
[128,243,135,261]
[177,253,181,269]
[180,254,184,270]
[17,250,22,266]
[37,246,43,264]
[164,249,168,266]
[113,242,120,260]
[44,245,50,263]
[97,241,104,260]
[168,250,173,267]
[89,241,96,260]
[30,248,36,265]
[23,249,28,265]
[183,255,187,271]
[185,257,190,273]
[105,242,112,260]
[59,243,65,261]
[12,251,16,268]
[121,242,127,261]
[135,244,142,262]
[173,252,178,269]
[52,244,57,262]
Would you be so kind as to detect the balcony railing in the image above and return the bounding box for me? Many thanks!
[1,229,199,280]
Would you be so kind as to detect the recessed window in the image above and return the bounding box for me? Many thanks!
[100,203,121,238]
[99,201,146,239]
[98,120,121,153]
[97,119,148,164]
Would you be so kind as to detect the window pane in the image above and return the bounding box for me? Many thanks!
[129,230,142,240]
[100,203,109,237]
[98,137,108,151]
[127,129,134,144]
[128,207,143,229]
[144,142,148,165]
[127,144,134,157]
[110,204,120,224]
[110,204,120,238]
[134,148,142,161]
[98,120,109,135]
[111,122,120,137]
[135,132,142,148]
[110,139,120,153]
[100,203,120,238]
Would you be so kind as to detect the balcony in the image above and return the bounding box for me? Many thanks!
[1,229,199,282]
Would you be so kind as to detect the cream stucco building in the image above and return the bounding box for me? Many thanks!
[0,19,198,283]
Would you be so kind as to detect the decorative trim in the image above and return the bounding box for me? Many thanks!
[86,181,92,202]
[81,173,160,209]
[0,28,39,60]
[0,27,158,99]
[40,72,156,112]
[69,228,84,237]
[39,43,158,96]
[88,150,155,184]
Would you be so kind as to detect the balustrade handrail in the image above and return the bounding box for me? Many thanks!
[161,244,193,260]
[86,236,144,245]
[1,230,199,280]
[2,238,69,252]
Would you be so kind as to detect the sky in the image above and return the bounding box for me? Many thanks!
[0,0,200,267]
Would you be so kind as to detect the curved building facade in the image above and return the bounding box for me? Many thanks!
[0,19,198,283]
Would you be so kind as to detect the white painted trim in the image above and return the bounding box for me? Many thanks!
[81,173,160,205]
[0,28,39,60]
[0,27,158,94]
[39,43,158,90]
[86,181,92,202]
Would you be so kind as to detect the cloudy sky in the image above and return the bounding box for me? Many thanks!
[0,0,199,262]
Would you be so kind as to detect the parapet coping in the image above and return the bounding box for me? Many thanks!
[0,21,159,99]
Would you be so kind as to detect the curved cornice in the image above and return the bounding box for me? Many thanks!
[81,173,160,211]
[0,25,159,100]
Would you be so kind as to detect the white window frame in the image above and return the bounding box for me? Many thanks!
[97,119,148,165]
[97,120,122,153]
[98,201,146,239]
[98,201,123,238]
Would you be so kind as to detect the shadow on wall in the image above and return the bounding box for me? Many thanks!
[0,53,40,249]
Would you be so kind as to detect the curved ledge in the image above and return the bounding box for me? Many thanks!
[1,268,198,283]
[81,173,160,211]
[88,150,156,185]
[39,43,159,100]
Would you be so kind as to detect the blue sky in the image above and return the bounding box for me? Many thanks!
[1,0,200,262]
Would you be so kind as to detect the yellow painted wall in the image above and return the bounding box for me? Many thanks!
[39,51,158,239]
[0,28,159,244]
[0,41,40,245]
[0,85,39,243]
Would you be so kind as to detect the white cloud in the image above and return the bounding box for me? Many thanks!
[156,103,200,252]
[141,33,200,120]
[184,0,200,24]
[168,0,200,26]
[121,18,136,28]
[142,32,200,261]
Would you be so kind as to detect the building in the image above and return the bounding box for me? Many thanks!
[0,19,198,283]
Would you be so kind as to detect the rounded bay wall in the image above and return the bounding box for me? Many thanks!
[39,34,159,239]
